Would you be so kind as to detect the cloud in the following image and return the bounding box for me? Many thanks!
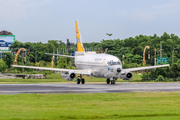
[117,0,180,21]
[0,0,52,20]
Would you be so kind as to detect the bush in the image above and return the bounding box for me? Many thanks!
[41,71,51,75]
[28,71,39,74]
[0,59,7,72]
[176,77,180,82]
[167,78,174,82]
[164,78,168,82]
[155,75,164,82]
[13,69,18,74]
[122,63,141,69]
[141,73,152,82]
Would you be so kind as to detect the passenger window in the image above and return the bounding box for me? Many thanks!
[107,61,121,65]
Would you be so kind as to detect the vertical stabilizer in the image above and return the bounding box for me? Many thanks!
[75,19,85,52]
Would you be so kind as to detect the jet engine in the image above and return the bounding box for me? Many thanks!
[61,72,76,81]
[120,70,133,80]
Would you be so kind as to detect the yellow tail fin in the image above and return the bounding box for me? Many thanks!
[75,19,84,52]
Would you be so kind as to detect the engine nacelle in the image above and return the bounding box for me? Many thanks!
[61,72,76,81]
[120,71,133,80]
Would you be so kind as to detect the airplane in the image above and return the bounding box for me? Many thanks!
[13,19,170,84]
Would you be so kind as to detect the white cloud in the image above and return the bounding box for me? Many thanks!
[0,0,52,20]
[117,0,180,21]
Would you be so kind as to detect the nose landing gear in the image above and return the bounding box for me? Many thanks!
[107,78,116,85]
[111,80,115,84]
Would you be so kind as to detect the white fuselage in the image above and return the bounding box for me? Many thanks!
[75,52,122,78]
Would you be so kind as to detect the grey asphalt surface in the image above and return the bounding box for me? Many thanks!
[0,83,180,94]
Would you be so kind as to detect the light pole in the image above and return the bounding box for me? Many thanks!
[154,48,158,65]
[35,51,37,66]
[160,41,162,57]
[172,47,179,64]
[122,55,125,64]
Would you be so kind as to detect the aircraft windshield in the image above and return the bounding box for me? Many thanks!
[107,61,121,65]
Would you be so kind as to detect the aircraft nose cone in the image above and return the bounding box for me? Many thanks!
[117,68,121,72]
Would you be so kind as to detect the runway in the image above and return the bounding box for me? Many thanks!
[0,83,180,94]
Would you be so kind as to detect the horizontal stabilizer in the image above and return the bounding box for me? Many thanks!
[45,53,75,58]
[75,51,85,56]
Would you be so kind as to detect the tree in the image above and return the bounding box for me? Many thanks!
[133,47,143,56]
[56,57,67,68]
[125,53,133,63]
[0,30,13,35]
[132,54,143,64]
[8,32,180,71]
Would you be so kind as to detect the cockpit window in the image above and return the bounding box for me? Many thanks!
[107,61,121,65]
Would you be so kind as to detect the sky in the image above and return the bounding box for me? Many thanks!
[0,0,180,43]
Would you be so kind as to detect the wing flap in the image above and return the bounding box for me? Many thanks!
[12,65,91,75]
[124,64,170,72]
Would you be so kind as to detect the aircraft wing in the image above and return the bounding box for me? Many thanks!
[124,64,170,72]
[45,53,75,58]
[12,65,91,75]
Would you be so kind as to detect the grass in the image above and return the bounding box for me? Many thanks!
[0,72,143,84]
[47,72,143,82]
[0,92,180,119]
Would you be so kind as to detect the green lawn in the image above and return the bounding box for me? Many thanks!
[0,72,142,83]
[0,92,180,119]
[47,72,142,82]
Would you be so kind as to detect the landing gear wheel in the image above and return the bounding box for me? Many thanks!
[111,80,115,84]
[81,78,85,84]
[77,79,80,84]
[107,79,110,84]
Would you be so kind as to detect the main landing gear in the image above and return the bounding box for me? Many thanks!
[77,78,85,84]
[77,74,85,84]
[106,78,116,85]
